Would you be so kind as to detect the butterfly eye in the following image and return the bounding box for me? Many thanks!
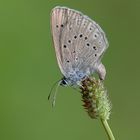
[60,79,67,86]
[56,25,59,28]
[74,36,77,39]
[87,43,90,46]
[68,40,71,43]
[61,24,64,27]
[67,60,70,63]
[95,54,97,57]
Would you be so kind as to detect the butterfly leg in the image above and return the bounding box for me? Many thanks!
[96,63,106,80]
[76,81,84,88]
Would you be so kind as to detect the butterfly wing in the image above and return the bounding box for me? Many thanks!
[51,6,108,78]
[51,7,74,76]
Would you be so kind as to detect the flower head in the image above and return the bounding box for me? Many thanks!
[80,77,111,120]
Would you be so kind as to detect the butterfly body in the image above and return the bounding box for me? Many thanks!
[51,6,108,87]
[60,68,87,86]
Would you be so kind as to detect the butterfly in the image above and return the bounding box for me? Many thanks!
[49,6,108,106]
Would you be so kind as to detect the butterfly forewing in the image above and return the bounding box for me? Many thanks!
[51,6,108,78]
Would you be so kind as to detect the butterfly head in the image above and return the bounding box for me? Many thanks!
[60,70,87,87]
[60,77,69,86]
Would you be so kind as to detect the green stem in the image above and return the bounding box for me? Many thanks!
[100,119,115,140]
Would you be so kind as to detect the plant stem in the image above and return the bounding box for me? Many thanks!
[100,119,115,140]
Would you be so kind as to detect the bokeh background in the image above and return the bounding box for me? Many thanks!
[0,0,140,139]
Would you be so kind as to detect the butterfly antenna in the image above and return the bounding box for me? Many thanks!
[48,80,62,107]
[52,80,62,107]
[48,80,59,100]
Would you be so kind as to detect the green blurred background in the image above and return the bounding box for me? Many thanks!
[0,0,140,139]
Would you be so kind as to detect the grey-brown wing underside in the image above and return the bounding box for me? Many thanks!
[51,6,108,77]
